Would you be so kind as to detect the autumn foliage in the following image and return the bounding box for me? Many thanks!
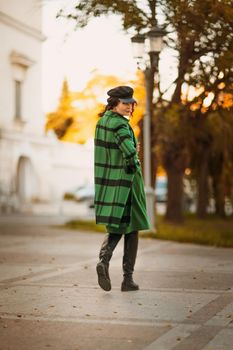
[45,71,145,143]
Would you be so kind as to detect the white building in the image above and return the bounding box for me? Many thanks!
[0,0,94,213]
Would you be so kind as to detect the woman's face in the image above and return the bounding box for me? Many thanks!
[113,102,134,117]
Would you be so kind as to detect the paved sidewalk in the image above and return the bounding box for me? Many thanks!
[0,215,233,350]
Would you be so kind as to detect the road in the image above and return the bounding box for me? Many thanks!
[0,214,233,350]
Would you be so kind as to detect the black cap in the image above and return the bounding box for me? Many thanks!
[107,86,136,103]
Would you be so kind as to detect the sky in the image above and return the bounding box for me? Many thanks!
[42,0,177,113]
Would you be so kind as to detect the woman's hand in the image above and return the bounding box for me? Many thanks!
[136,142,140,154]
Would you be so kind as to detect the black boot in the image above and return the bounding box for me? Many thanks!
[121,231,139,292]
[96,233,122,291]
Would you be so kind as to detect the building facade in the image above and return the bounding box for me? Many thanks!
[0,0,93,213]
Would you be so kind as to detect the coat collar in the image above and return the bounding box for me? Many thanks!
[104,110,129,123]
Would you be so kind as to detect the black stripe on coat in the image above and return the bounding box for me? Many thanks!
[118,135,132,143]
[95,139,118,149]
[96,124,124,132]
[95,177,132,187]
[95,162,123,169]
[114,124,125,132]
[94,201,126,208]
[96,215,130,224]
[125,151,137,159]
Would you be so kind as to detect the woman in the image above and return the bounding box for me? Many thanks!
[94,85,150,292]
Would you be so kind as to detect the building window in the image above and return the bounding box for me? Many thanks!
[15,80,22,120]
[10,51,34,124]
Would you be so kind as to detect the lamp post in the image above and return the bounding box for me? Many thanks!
[131,26,165,232]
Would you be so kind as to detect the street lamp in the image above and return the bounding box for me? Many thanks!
[131,26,165,232]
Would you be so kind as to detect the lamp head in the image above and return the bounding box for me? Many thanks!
[147,26,166,53]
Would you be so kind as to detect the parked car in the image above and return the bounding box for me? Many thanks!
[74,184,95,203]
[64,184,95,209]
[63,184,94,206]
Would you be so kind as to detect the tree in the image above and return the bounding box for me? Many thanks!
[45,71,145,143]
[155,0,233,221]
[208,108,233,217]
[45,79,76,140]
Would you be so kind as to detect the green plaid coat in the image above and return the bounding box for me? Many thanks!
[94,110,141,228]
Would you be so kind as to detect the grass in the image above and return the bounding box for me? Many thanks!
[155,215,233,247]
[64,214,233,248]
[65,219,106,233]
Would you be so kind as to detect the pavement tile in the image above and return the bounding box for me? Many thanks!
[0,216,233,350]
[0,285,218,323]
[0,265,49,282]
[0,318,171,350]
[201,328,233,350]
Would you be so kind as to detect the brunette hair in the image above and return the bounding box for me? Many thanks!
[98,97,120,117]
[98,97,137,118]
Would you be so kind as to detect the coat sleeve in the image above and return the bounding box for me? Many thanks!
[114,123,140,174]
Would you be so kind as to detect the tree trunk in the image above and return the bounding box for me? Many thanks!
[209,156,225,217]
[212,172,225,217]
[165,167,184,223]
[196,151,210,219]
